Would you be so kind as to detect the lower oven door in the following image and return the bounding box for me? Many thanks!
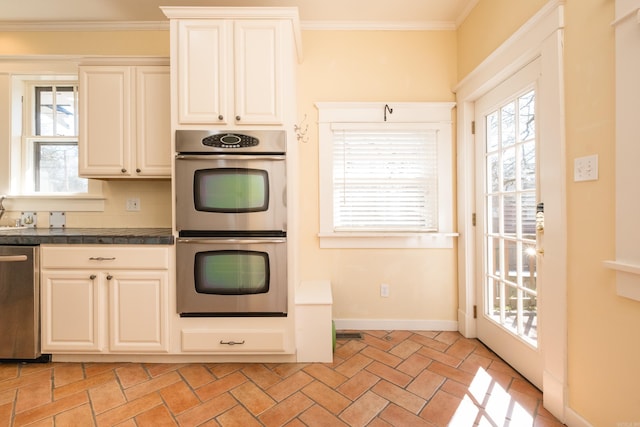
[176,237,287,316]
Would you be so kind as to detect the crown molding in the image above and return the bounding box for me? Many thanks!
[301,20,456,31]
[0,19,458,33]
[0,21,168,31]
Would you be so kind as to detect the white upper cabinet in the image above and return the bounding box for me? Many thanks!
[163,7,302,129]
[176,19,284,126]
[79,63,170,178]
[136,66,171,176]
[177,20,228,124]
[233,20,284,125]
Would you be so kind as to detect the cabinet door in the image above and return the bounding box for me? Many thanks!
[135,66,171,177]
[108,271,169,352]
[79,66,132,177]
[41,270,102,352]
[234,20,284,125]
[177,20,229,124]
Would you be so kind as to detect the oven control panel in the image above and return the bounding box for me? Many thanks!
[202,133,259,149]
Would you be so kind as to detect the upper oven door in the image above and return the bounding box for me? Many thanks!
[175,154,287,233]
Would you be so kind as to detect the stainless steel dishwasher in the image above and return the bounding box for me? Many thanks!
[0,245,48,361]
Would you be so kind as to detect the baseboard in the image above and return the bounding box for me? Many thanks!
[565,407,594,427]
[333,318,458,331]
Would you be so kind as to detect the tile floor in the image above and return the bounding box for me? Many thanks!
[0,331,566,426]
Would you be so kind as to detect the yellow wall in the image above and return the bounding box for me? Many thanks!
[457,0,548,80]
[458,0,640,424]
[296,30,459,322]
[0,31,169,56]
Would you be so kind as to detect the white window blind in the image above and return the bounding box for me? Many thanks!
[332,127,439,232]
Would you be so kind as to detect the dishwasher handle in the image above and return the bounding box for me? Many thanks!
[0,255,28,262]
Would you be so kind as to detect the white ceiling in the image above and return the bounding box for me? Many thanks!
[0,0,479,29]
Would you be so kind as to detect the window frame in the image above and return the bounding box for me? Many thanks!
[316,102,457,249]
[0,61,104,213]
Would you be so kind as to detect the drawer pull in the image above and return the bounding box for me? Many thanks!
[0,255,27,262]
[89,274,96,280]
[220,340,245,346]
[89,257,116,261]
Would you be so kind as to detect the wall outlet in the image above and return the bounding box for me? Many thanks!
[380,283,390,298]
[126,198,141,211]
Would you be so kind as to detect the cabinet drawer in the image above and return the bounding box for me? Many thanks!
[181,329,285,353]
[42,246,169,270]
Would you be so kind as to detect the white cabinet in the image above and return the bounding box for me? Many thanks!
[162,6,302,130]
[41,245,170,353]
[79,64,170,178]
[172,17,293,126]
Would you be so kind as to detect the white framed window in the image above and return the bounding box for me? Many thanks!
[23,82,87,193]
[0,61,104,212]
[317,102,457,249]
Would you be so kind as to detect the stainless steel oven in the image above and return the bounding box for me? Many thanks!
[176,237,287,316]
[175,130,286,234]
[174,130,288,317]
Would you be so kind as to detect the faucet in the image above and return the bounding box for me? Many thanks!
[0,196,5,220]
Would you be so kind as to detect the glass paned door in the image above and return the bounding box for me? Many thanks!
[484,89,538,346]
[475,58,543,389]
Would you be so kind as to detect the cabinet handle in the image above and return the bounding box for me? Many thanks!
[218,115,224,121]
[136,168,141,173]
[235,115,241,121]
[106,274,113,280]
[89,274,96,280]
[89,257,116,261]
[220,340,245,346]
[121,168,127,173]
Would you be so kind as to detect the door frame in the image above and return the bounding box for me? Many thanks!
[453,1,567,422]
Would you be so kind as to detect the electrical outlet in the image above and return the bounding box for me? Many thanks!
[574,155,598,182]
[126,198,141,211]
[380,283,390,298]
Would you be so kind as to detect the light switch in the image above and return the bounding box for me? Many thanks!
[574,155,598,182]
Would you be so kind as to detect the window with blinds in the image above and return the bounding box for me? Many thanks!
[332,128,439,231]
[316,102,454,249]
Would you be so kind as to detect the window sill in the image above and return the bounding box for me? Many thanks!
[603,260,640,302]
[3,195,105,212]
[318,232,458,249]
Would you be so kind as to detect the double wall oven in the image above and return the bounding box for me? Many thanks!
[175,130,287,317]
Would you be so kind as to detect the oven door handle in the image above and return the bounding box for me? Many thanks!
[177,238,286,245]
[176,154,285,161]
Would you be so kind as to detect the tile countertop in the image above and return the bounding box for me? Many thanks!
[0,228,174,245]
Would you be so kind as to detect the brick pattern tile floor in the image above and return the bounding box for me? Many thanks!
[0,331,566,426]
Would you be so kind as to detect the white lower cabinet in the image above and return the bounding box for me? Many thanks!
[41,245,170,354]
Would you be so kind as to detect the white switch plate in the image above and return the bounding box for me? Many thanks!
[126,198,141,211]
[574,154,598,182]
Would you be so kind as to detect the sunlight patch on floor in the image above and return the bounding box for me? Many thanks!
[449,367,534,426]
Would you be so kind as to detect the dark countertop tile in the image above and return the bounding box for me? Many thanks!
[0,228,174,245]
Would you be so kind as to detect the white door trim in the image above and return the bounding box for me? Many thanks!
[454,0,567,422]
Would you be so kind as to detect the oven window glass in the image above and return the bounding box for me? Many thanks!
[194,250,270,295]
[194,168,269,213]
